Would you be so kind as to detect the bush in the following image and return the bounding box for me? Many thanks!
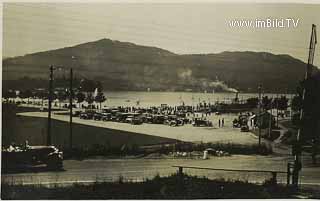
[1,173,297,199]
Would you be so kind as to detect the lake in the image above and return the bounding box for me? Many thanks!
[99,91,293,108]
[12,91,294,108]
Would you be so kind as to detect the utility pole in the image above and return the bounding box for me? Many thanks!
[47,65,54,146]
[268,99,272,139]
[276,93,279,128]
[292,24,317,188]
[258,84,262,147]
[69,68,73,149]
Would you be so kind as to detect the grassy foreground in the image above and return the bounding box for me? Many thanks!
[2,104,176,150]
[1,173,305,199]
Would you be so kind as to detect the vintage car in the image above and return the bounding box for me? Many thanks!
[116,112,130,122]
[93,113,103,120]
[79,111,94,119]
[192,118,213,127]
[240,125,250,132]
[151,115,165,124]
[168,118,185,127]
[233,118,241,128]
[101,113,112,121]
[2,144,63,170]
[125,115,143,125]
[73,111,81,117]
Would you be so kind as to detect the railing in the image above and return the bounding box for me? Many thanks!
[173,165,289,185]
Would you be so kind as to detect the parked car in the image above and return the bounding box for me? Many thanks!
[93,113,103,121]
[73,111,81,117]
[116,112,130,122]
[101,113,112,121]
[233,118,241,128]
[2,144,63,170]
[152,115,165,124]
[79,111,94,119]
[240,125,249,132]
[192,118,213,127]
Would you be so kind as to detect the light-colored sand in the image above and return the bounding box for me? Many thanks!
[17,111,259,145]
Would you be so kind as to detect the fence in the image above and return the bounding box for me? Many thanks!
[173,165,289,185]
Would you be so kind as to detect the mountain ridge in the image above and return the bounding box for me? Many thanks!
[3,38,318,93]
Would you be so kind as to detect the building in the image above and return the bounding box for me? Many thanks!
[249,111,275,129]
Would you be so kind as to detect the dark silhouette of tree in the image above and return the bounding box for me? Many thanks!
[19,89,33,104]
[64,88,75,109]
[57,90,67,108]
[292,72,320,144]
[86,93,94,107]
[80,79,96,93]
[246,97,259,108]
[34,90,48,106]
[95,89,106,109]
[278,96,288,111]
[291,95,302,112]
[262,96,272,111]
[3,90,16,103]
[79,79,104,109]
[76,91,86,108]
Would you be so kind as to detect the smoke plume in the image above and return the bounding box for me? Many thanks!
[178,68,238,93]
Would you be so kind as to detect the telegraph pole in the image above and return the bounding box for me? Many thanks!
[276,93,279,128]
[47,65,54,146]
[268,100,272,139]
[69,68,73,149]
[258,84,262,147]
[292,24,317,187]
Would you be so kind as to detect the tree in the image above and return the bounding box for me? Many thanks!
[79,79,103,109]
[34,90,48,106]
[278,96,288,111]
[262,96,272,111]
[64,88,75,109]
[3,90,16,103]
[292,72,320,143]
[19,89,33,104]
[80,79,96,93]
[57,90,67,108]
[76,91,86,108]
[291,95,302,112]
[86,93,94,108]
[94,83,106,109]
[95,90,106,109]
[246,97,259,108]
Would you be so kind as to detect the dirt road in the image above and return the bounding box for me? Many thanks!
[2,152,319,188]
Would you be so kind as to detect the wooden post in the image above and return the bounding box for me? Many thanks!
[178,167,183,176]
[47,65,54,146]
[69,68,73,150]
[287,163,291,186]
[258,84,262,147]
[271,172,277,185]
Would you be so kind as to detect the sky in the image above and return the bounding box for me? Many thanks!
[3,2,320,66]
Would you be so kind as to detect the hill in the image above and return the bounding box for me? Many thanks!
[3,38,317,93]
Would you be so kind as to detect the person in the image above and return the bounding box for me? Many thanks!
[222,118,224,127]
[24,140,29,149]
[218,119,221,128]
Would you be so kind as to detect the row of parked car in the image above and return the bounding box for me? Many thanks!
[75,108,213,127]
[77,109,144,125]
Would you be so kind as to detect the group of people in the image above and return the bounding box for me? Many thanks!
[218,118,225,128]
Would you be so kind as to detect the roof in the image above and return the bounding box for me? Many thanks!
[28,146,56,150]
[250,111,274,119]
